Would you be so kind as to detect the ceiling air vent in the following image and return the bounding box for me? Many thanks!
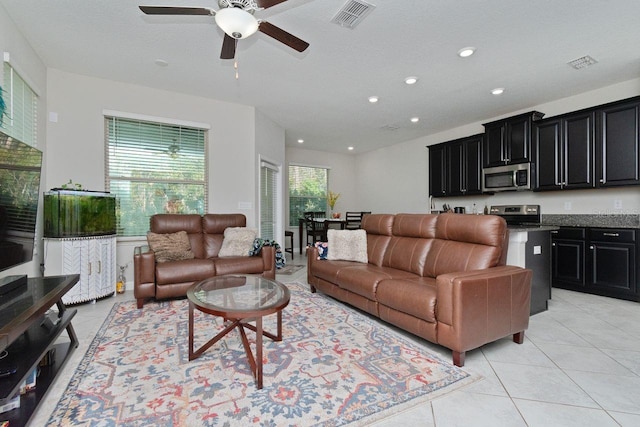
[567,55,598,70]
[380,124,400,131]
[331,0,376,29]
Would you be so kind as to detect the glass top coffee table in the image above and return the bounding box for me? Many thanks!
[187,275,290,389]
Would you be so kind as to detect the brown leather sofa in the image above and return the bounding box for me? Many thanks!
[307,213,532,366]
[134,213,276,308]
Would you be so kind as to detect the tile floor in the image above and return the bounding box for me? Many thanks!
[29,257,640,426]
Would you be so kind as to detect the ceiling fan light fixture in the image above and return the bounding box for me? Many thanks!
[215,7,259,39]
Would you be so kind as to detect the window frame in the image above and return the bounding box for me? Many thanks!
[288,163,329,227]
[104,112,209,237]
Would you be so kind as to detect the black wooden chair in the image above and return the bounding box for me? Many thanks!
[304,211,327,246]
[345,211,370,230]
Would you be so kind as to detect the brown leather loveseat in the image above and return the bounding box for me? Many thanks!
[134,213,275,308]
[307,213,532,366]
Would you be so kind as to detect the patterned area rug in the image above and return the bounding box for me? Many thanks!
[277,264,305,275]
[50,282,477,426]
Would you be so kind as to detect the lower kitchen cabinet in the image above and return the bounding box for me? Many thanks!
[44,235,117,304]
[552,227,639,301]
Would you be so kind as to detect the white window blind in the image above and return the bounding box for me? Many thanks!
[260,161,278,241]
[288,165,328,226]
[105,116,207,236]
[1,61,37,146]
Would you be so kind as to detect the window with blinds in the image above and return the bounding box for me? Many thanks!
[1,61,38,146]
[260,161,278,241]
[288,165,328,226]
[105,116,207,236]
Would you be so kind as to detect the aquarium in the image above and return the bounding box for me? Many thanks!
[43,190,116,237]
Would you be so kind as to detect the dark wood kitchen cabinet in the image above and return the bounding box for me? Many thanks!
[588,228,637,299]
[533,111,595,191]
[551,228,587,289]
[428,143,447,197]
[483,111,544,167]
[596,98,640,187]
[552,227,639,302]
[446,134,482,196]
[428,134,482,197]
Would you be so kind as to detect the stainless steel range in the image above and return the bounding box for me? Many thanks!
[489,205,541,226]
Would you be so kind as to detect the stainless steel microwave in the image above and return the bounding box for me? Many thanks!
[482,163,531,192]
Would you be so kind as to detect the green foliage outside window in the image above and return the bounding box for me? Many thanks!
[289,165,328,226]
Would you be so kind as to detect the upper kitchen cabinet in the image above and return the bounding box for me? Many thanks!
[447,134,483,196]
[596,97,640,187]
[533,111,595,191]
[428,143,447,197]
[428,134,483,197]
[483,111,544,167]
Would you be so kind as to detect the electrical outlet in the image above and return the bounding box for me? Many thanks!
[614,199,623,209]
[564,201,572,211]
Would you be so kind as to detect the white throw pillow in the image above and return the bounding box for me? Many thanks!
[327,229,368,263]
[218,227,258,257]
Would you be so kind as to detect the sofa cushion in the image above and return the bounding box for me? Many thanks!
[218,227,257,257]
[155,258,215,285]
[362,214,394,266]
[202,214,247,258]
[213,256,266,276]
[327,229,368,263]
[150,214,204,259]
[376,277,437,322]
[381,237,433,275]
[335,265,418,300]
[146,231,195,263]
[392,214,438,238]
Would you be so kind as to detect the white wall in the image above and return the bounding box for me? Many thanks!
[255,110,286,243]
[356,78,640,217]
[44,69,285,281]
[0,4,47,278]
[285,146,358,252]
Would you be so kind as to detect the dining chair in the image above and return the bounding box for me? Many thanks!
[304,211,327,246]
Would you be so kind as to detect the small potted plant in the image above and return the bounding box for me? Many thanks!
[328,191,341,218]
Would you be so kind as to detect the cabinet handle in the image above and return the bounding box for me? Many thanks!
[88,262,92,275]
[550,230,558,234]
[603,232,619,237]
[552,242,556,246]
[589,245,594,250]
[98,261,102,273]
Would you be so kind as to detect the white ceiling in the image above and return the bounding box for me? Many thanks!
[2,0,639,153]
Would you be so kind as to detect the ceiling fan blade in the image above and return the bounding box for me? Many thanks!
[259,21,309,53]
[220,34,237,60]
[139,6,214,16]
[255,0,289,9]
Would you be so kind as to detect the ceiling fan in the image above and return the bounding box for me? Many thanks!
[139,0,309,60]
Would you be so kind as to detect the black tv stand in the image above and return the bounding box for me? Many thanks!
[0,275,80,426]
[0,274,27,296]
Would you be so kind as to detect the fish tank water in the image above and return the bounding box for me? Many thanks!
[43,190,116,237]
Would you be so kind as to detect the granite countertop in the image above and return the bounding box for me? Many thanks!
[542,214,640,229]
[507,225,560,232]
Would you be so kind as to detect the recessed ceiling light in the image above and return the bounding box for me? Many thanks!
[348,146,354,151]
[410,117,420,123]
[457,47,475,58]
[297,139,304,143]
[368,96,379,103]
[491,88,505,95]
[154,59,169,67]
[404,76,418,85]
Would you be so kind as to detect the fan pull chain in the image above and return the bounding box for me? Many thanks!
[234,59,239,80]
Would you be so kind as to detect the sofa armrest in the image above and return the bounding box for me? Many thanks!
[259,245,276,280]
[306,246,319,291]
[134,245,157,306]
[435,266,532,356]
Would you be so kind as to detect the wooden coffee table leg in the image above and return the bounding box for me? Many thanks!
[256,316,263,389]
[188,300,195,360]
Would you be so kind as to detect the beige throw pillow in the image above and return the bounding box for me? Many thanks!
[327,229,368,263]
[218,227,258,257]
[147,231,195,263]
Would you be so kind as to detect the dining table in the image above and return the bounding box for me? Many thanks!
[298,217,346,254]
